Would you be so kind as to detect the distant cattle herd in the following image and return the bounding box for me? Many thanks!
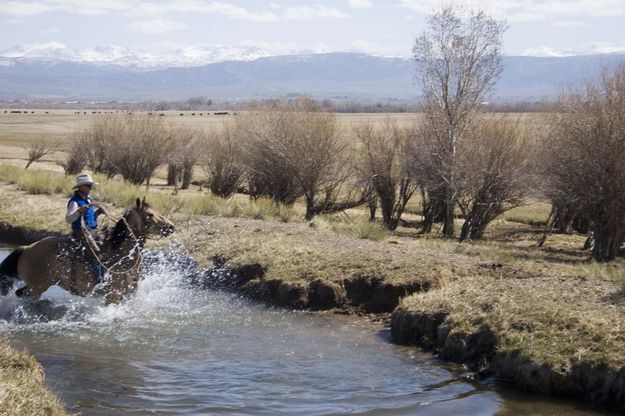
[2,110,231,116]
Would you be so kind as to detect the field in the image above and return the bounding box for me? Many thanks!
[1,109,625,411]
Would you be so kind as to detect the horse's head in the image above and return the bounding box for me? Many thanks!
[127,197,175,238]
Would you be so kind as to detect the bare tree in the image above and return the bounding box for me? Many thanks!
[238,103,303,205]
[457,116,532,241]
[544,66,625,261]
[167,128,200,193]
[113,116,172,185]
[201,124,243,198]
[357,121,419,230]
[414,6,507,237]
[74,115,124,178]
[238,98,370,219]
[24,141,57,169]
[72,115,172,185]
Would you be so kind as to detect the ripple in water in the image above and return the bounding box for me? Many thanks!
[0,244,612,415]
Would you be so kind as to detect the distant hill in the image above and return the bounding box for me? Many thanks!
[1,52,624,102]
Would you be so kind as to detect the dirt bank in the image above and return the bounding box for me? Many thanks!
[0,222,63,245]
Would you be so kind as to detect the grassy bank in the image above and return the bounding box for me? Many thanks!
[392,271,625,410]
[0,341,66,416]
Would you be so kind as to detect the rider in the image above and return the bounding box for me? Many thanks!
[65,173,103,284]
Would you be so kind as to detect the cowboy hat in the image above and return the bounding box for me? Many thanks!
[73,173,99,188]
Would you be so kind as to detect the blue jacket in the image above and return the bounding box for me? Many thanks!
[68,192,97,231]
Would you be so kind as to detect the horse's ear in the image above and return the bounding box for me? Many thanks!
[141,196,146,207]
[136,198,141,208]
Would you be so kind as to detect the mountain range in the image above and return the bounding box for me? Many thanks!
[1,43,625,102]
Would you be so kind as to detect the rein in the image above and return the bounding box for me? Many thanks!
[80,203,143,276]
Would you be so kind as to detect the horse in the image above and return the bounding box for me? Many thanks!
[0,198,174,304]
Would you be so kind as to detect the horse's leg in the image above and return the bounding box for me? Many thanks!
[105,270,139,304]
[15,286,31,297]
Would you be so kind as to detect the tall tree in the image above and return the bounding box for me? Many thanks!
[414,7,507,237]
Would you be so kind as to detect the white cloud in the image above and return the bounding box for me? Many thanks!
[3,17,25,23]
[0,1,53,15]
[350,39,408,56]
[552,20,587,28]
[129,1,279,22]
[397,0,625,22]
[283,5,349,20]
[238,40,299,54]
[0,1,279,21]
[348,0,372,8]
[0,0,128,15]
[521,42,625,57]
[127,18,188,34]
[0,1,352,23]
[40,25,60,33]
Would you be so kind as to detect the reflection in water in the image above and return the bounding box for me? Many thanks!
[0,245,612,415]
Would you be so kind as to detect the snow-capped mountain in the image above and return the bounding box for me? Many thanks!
[0,42,275,69]
[1,41,80,61]
[1,45,625,101]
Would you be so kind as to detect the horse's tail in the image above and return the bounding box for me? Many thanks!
[0,247,24,296]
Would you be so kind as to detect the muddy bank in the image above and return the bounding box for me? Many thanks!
[195,261,432,314]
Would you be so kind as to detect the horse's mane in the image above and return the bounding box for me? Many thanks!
[108,217,128,250]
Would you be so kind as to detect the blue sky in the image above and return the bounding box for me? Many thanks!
[1,0,624,57]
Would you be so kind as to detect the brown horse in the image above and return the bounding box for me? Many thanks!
[0,198,174,304]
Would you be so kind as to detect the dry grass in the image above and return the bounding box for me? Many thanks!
[172,212,489,286]
[0,340,66,416]
[400,273,625,368]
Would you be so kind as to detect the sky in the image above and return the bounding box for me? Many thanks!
[1,0,625,57]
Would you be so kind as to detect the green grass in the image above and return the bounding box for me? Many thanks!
[0,164,73,195]
[503,202,551,226]
[309,216,389,241]
[0,164,296,222]
[175,193,296,222]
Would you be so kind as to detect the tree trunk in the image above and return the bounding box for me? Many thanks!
[305,195,315,221]
[443,197,455,237]
[592,225,625,261]
[181,164,193,190]
[380,195,393,228]
[167,163,178,186]
[421,189,445,233]
[459,218,471,242]
[368,198,377,221]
